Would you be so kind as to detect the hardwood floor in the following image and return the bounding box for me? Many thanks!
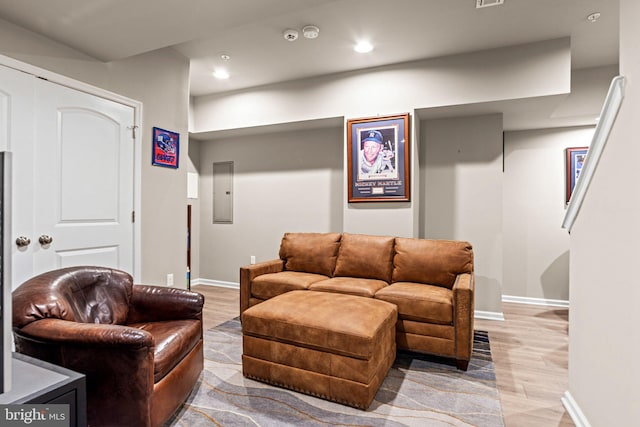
[191,285,573,426]
[192,285,240,332]
[476,303,573,427]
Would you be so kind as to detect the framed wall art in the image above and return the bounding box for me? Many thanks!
[152,127,179,169]
[565,146,588,204]
[347,113,410,202]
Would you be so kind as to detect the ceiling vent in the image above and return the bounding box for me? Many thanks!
[476,0,504,8]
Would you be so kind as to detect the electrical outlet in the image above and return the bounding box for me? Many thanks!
[250,255,256,265]
[167,273,174,286]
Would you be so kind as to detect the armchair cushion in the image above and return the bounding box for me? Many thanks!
[130,319,202,382]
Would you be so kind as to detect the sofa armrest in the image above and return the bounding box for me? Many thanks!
[127,284,204,323]
[452,273,475,362]
[240,259,284,314]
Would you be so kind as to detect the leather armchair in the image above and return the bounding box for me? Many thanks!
[12,266,204,427]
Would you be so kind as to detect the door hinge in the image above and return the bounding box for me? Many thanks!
[131,210,135,223]
[127,125,139,139]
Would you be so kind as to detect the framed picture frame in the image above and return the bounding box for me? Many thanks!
[347,113,410,202]
[152,127,179,169]
[565,146,588,204]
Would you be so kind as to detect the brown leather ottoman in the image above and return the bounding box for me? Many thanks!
[241,290,397,409]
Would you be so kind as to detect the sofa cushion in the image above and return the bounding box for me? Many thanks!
[392,238,473,289]
[309,277,388,298]
[333,233,395,282]
[279,232,341,277]
[374,282,453,325]
[251,271,328,301]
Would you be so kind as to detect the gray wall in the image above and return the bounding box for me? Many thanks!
[192,39,571,133]
[0,18,190,287]
[566,0,640,424]
[421,114,504,314]
[189,38,615,316]
[198,126,344,283]
[503,127,594,303]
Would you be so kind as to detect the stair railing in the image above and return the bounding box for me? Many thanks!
[562,76,625,232]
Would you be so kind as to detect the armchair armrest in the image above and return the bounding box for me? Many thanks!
[240,259,284,314]
[127,285,204,323]
[452,273,475,363]
[14,318,156,421]
[17,318,153,349]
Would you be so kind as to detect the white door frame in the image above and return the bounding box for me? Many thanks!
[0,54,142,282]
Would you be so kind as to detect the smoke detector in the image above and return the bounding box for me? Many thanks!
[283,29,299,42]
[302,25,320,39]
[476,0,504,8]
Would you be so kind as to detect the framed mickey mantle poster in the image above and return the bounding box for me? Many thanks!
[347,113,410,202]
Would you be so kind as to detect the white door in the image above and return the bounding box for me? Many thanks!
[1,64,136,288]
[33,79,135,275]
[0,65,35,288]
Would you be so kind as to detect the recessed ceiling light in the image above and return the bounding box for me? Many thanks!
[476,0,504,8]
[220,54,231,61]
[213,69,230,79]
[354,41,373,53]
[302,25,320,39]
[587,12,601,23]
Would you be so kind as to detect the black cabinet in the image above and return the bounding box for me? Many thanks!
[0,353,86,427]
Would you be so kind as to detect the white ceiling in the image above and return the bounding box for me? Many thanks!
[0,0,619,99]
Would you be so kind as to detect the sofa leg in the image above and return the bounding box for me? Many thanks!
[456,359,469,371]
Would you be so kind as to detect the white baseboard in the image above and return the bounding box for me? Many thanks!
[474,310,505,321]
[502,295,569,308]
[192,278,239,289]
[561,391,591,427]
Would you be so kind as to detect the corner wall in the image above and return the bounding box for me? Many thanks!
[503,126,594,303]
[565,0,640,424]
[421,114,504,314]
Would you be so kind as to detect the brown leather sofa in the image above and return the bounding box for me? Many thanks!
[240,232,475,370]
[12,266,204,427]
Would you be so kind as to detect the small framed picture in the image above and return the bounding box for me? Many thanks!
[565,147,588,204]
[152,127,179,169]
[347,113,410,202]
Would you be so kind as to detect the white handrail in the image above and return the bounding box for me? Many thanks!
[562,76,625,232]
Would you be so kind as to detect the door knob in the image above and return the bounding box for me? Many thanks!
[39,235,53,245]
[15,236,31,248]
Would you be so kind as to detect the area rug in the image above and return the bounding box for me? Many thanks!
[165,318,504,427]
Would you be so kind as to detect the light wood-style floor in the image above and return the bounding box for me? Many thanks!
[192,285,573,427]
